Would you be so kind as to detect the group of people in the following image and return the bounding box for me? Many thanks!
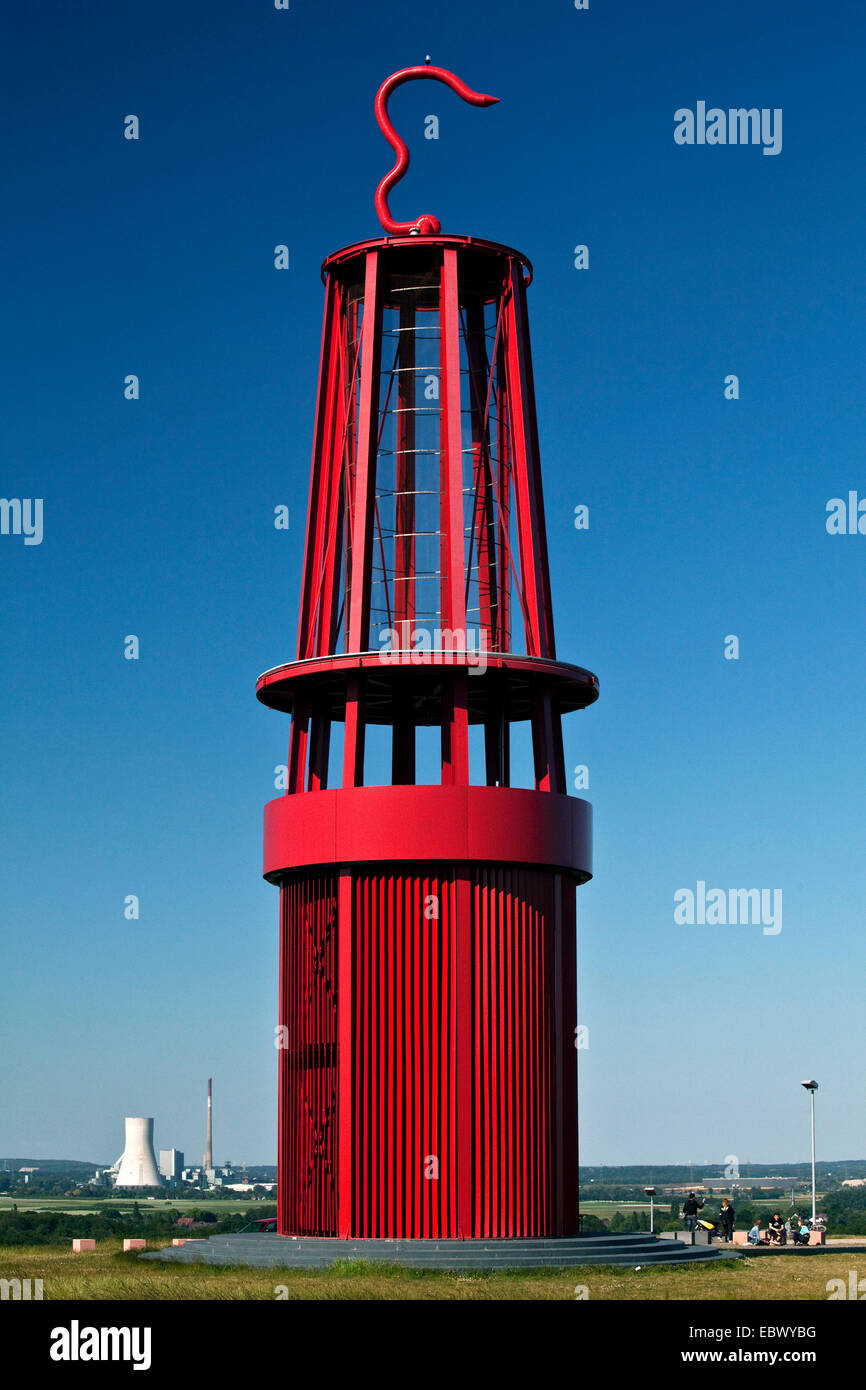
[681,1192,815,1245]
[681,1192,736,1240]
[747,1213,813,1246]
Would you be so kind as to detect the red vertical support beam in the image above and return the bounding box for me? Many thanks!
[376,872,386,1235]
[552,874,571,1234]
[486,871,494,1234]
[466,295,503,787]
[392,298,417,784]
[554,871,567,1236]
[336,871,353,1237]
[287,701,309,795]
[307,714,331,791]
[454,873,470,1236]
[529,886,538,1232]
[430,875,440,1235]
[394,873,404,1235]
[530,688,566,794]
[471,875,481,1234]
[346,250,384,654]
[423,873,430,1237]
[319,472,346,658]
[277,884,286,1233]
[495,869,505,1234]
[343,252,383,790]
[503,873,513,1234]
[309,285,347,659]
[441,675,469,787]
[496,353,512,654]
[561,876,579,1234]
[439,249,468,641]
[400,875,409,1236]
[412,875,421,1236]
[504,263,556,659]
[342,292,361,642]
[465,298,497,646]
[296,275,340,661]
[517,884,525,1234]
[290,880,297,1233]
[315,284,349,657]
[440,248,469,787]
[342,678,365,789]
[394,299,417,634]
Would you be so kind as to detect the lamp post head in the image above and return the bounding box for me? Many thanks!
[801,1080,819,1091]
[644,1187,656,1196]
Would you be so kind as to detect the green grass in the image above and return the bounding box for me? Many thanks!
[0,1240,858,1300]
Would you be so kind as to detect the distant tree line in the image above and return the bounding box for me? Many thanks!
[581,1163,863,1186]
[0,1205,277,1246]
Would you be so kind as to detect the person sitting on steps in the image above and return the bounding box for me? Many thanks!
[767,1212,786,1245]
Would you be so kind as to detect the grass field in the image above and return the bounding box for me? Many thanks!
[0,1241,858,1300]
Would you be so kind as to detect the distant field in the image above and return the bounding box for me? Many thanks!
[2,1197,806,1218]
[578,1200,807,1221]
[0,1197,258,1216]
[0,1241,856,1300]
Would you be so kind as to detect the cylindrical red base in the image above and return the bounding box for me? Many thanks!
[275,794,584,1238]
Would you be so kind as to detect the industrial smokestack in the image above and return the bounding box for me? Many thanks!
[115,1117,162,1188]
[204,1077,213,1172]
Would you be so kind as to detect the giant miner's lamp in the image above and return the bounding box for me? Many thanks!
[257,65,598,1239]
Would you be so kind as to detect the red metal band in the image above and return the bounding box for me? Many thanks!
[264,785,592,882]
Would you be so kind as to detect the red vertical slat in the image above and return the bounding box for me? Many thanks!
[416,872,424,1237]
[475,874,482,1234]
[395,873,403,1236]
[431,872,439,1237]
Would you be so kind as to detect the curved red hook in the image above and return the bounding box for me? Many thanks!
[374,65,499,236]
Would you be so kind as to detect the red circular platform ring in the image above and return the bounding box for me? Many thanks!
[263,785,592,883]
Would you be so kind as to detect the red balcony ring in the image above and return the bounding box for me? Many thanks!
[263,784,592,884]
[256,651,599,724]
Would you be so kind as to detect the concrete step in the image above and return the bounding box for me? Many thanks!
[141,1232,731,1270]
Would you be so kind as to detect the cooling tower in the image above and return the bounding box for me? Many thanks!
[114,1116,163,1188]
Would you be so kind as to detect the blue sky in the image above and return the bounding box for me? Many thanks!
[2,0,863,1170]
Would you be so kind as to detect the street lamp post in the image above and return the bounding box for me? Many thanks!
[801,1080,819,1226]
[645,1186,656,1235]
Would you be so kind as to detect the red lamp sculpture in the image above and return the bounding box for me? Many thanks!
[257,65,598,1240]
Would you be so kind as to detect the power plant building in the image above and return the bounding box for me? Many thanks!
[159,1148,184,1182]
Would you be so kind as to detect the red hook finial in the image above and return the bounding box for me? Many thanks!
[374,65,499,236]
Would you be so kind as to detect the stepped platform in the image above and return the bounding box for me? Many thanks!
[141,1231,734,1271]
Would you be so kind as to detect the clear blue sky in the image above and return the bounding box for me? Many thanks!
[2,0,863,1170]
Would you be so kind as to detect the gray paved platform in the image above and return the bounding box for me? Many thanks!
[141,1231,736,1270]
